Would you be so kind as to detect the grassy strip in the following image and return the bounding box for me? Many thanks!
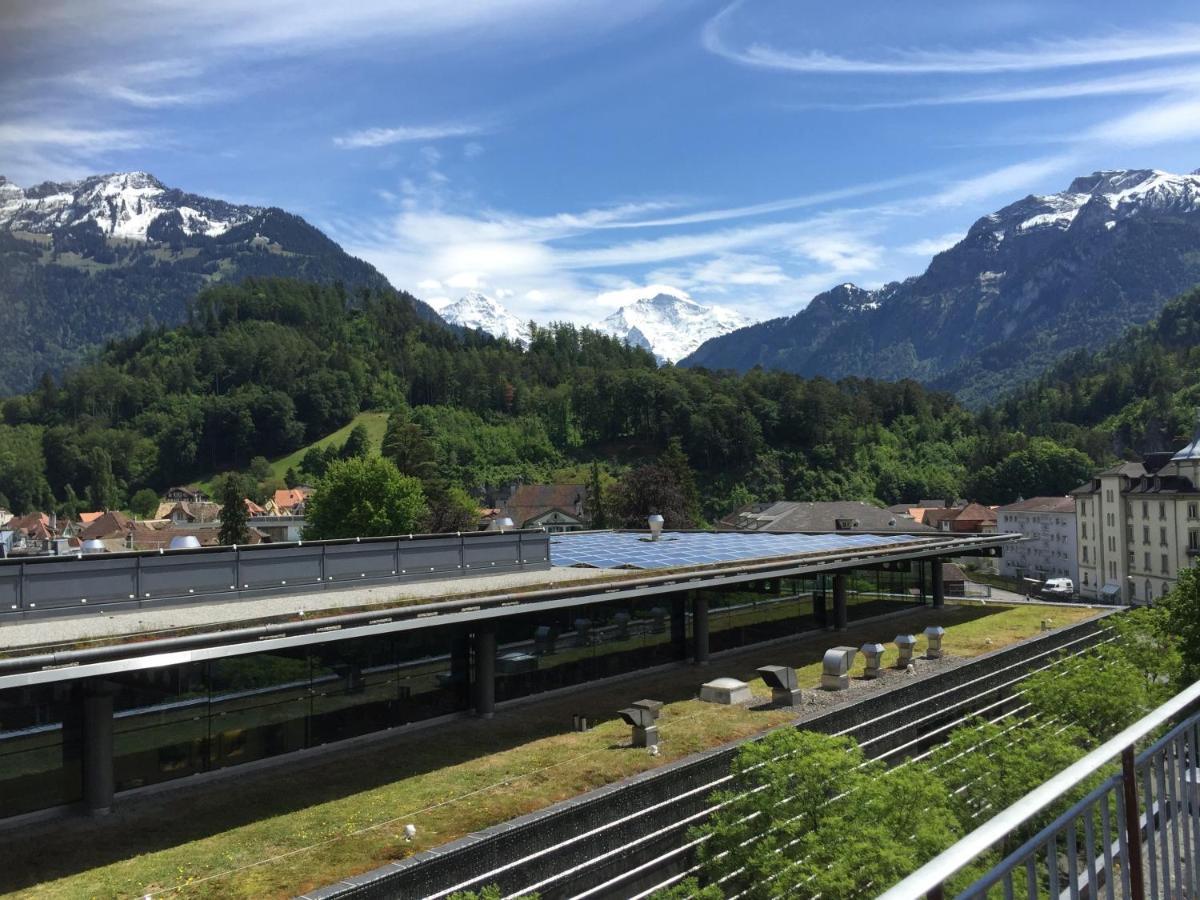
[2,603,1099,900]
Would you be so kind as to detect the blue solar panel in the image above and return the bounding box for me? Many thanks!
[549,531,934,570]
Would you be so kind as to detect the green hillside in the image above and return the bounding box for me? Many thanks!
[0,277,1123,520]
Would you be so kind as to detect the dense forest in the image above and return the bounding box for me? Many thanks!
[3,276,1189,521]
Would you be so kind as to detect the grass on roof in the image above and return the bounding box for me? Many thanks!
[0,602,1102,900]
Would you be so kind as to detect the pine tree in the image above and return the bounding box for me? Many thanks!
[585,461,607,528]
[382,408,437,482]
[218,473,250,546]
[86,447,118,511]
[659,437,701,525]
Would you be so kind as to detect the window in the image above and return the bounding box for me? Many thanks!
[1161,526,1168,546]
[1147,580,1153,602]
[1143,501,1149,518]
[1162,554,1170,575]
[1083,545,1089,562]
[1163,582,1170,598]
[1083,572,1089,586]
[1160,502,1167,520]
[1126,524,1134,543]
[1143,525,1150,543]
[1190,530,1200,551]
[1143,551,1149,570]
[1082,522,1088,539]
[1189,502,1198,520]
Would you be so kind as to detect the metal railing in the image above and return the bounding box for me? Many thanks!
[878,678,1200,900]
[0,529,551,619]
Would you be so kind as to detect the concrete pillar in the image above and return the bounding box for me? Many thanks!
[692,592,709,664]
[833,573,849,631]
[473,626,496,719]
[670,597,687,660]
[82,682,115,816]
[932,559,945,609]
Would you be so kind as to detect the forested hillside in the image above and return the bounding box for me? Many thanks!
[0,278,1108,519]
[994,285,1200,457]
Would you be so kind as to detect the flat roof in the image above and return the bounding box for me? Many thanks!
[0,529,1017,684]
[550,530,930,569]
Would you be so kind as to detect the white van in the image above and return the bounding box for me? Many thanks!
[1042,577,1074,596]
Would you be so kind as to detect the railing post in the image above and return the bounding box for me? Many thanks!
[1122,744,1146,900]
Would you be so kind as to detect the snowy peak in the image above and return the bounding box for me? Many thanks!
[0,171,261,240]
[437,292,531,345]
[594,292,751,363]
[978,168,1200,239]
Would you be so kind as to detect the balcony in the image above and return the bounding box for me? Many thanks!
[879,680,1200,899]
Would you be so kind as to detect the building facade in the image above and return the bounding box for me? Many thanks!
[1073,416,1200,604]
[996,497,1078,586]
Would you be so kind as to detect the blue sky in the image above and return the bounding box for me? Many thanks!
[4,0,1200,325]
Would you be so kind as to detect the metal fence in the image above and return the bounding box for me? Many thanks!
[0,530,551,619]
[878,678,1200,900]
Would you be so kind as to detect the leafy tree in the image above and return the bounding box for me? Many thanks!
[649,878,723,900]
[611,464,698,529]
[218,473,250,546]
[284,466,302,488]
[304,456,427,540]
[129,488,160,519]
[1022,645,1159,742]
[340,423,372,459]
[694,729,961,899]
[423,479,479,533]
[249,455,272,482]
[1158,566,1200,682]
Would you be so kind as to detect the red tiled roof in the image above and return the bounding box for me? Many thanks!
[500,484,586,527]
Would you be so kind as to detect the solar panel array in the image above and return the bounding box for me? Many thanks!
[549,530,933,570]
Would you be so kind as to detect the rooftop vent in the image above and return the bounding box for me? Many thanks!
[168,535,202,550]
[489,516,515,532]
[647,514,664,541]
[80,539,107,554]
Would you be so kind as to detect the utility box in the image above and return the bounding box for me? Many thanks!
[700,677,753,705]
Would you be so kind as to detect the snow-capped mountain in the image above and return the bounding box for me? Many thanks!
[684,167,1200,404]
[0,170,440,396]
[437,292,531,344]
[594,293,750,363]
[0,171,259,240]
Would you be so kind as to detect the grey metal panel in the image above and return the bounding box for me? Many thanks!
[237,546,323,589]
[398,537,462,576]
[0,567,18,612]
[323,542,399,581]
[22,557,138,610]
[463,534,521,570]
[138,551,238,598]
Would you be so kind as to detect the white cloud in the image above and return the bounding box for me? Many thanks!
[924,155,1081,208]
[1085,92,1200,147]
[0,120,149,151]
[900,233,963,256]
[704,4,1200,75]
[594,284,691,310]
[334,122,489,149]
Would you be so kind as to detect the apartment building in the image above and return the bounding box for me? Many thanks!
[996,497,1078,586]
[1073,416,1200,603]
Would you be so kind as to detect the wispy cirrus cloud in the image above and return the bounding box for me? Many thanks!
[703,3,1200,75]
[333,121,492,149]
